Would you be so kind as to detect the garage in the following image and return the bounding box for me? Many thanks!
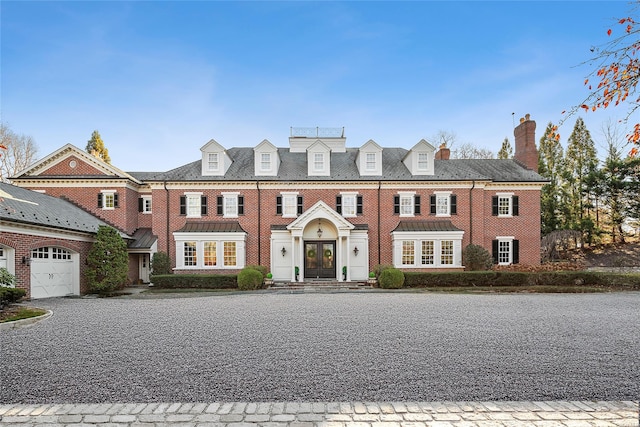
[30,247,79,299]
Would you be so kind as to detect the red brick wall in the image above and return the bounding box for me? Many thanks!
[39,155,104,176]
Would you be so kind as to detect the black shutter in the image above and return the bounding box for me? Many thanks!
[430,195,436,215]
[217,196,223,215]
[414,195,421,215]
[356,195,363,215]
[451,194,457,215]
[276,196,282,215]
[201,196,208,216]
[492,196,499,216]
[98,193,103,208]
[513,240,520,264]
[394,196,400,215]
[238,196,244,215]
[336,195,342,214]
[138,197,143,212]
[180,196,186,215]
[512,196,519,216]
[113,193,119,208]
[297,196,303,215]
[492,240,499,264]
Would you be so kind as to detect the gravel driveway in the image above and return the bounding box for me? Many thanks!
[1,292,638,402]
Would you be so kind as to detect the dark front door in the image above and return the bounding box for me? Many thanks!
[304,241,336,279]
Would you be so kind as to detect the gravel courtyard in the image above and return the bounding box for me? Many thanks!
[1,292,638,403]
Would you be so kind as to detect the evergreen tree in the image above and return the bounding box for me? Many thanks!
[563,117,599,243]
[538,123,565,234]
[600,142,627,242]
[86,130,111,163]
[86,226,128,292]
[497,137,513,159]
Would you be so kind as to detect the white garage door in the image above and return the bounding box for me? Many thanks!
[30,247,77,299]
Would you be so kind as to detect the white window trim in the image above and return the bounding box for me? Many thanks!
[434,191,452,217]
[281,192,299,218]
[208,152,220,172]
[173,231,246,270]
[340,192,358,217]
[260,153,272,172]
[222,192,239,218]
[398,191,416,217]
[185,192,203,218]
[496,236,515,265]
[313,153,324,172]
[417,152,429,171]
[365,153,376,171]
[497,192,514,217]
[141,195,152,214]
[392,230,464,268]
[101,190,116,211]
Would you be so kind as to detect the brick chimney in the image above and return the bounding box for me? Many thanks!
[435,144,450,160]
[513,113,538,172]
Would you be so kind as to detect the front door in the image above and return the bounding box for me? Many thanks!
[139,254,150,283]
[304,241,336,279]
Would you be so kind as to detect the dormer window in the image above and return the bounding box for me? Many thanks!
[208,153,219,172]
[260,153,271,171]
[313,153,324,172]
[366,153,376,171]
[418,153,429,171]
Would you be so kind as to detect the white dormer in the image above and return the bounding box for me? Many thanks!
[254,139,279,176]
[307,140,331,177]
[356,139,383,176]
[402,139,436,175]
[201,139,232,176]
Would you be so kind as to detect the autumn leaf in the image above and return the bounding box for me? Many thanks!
[608,28,612,36]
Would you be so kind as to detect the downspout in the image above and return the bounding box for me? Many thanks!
[256,181,261,266]
[469,180,475,244]
[377,180,382,266]
[164,181,170,258]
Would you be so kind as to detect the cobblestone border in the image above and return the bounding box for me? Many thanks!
[0,401,638,426]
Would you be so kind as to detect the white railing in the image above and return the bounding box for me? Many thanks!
[290,127,344,138]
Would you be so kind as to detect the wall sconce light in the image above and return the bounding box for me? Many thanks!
[353,246,359,256]
[281,247,287,257]
[317,219,323,238]
[22,256,31,266]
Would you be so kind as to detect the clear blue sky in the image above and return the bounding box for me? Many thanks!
[1,1,633,172]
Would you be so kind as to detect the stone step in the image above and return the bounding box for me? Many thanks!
[268,281,373,291]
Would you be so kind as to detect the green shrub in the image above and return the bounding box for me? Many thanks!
[0,268,16,287]
[150,274,237,289]
[379,268,405,289]
[237,267,263,291]
[86,226,128,292]
[151,252,172,275]
[373,264,393,279]
[246,265,268,277]
[463,244,493,271]
[0,287,26,310]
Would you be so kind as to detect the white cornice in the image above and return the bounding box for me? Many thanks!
[11,179,142,191]
[0,220,95,242]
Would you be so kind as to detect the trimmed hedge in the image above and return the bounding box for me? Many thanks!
[0,287,26,310]
[403,271,640,289]
[379,268,405,289]
[238,267,263,291]
[150,274,237,289]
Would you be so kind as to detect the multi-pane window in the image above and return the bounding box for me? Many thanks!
[141,196,152,213]
[436,194,449,215]
[208,153,219,171]
[52,248,71,260]
[184,242,197,266]
[261,153,271,171]
[402,241,415,265]
[314,153,324,171]
[418,153,429,170]
[366,153,376,171]
[204,242,217,266]
[400,195,414,216]
[104,193,115,209]
[224,194,238,217]
[187,195,201,217]
[498,240,511,264]
[498,196,511,216]
[441,240,454,265]
[224,242,237,266]
[282,194,297,217]
[342,194,357,216]
[421,241,434,265]
[32,247,48,259]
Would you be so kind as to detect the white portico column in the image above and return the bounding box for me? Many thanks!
[291,235,296,282]
[346,235,351,282]
[337,236,343,282]
[298,236,305,282]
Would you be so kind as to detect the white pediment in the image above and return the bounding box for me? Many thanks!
[253,139,279,176]
[287,200,354,237]
[403,139,436,176]
[357,139,383,176]
[200,138,232,176]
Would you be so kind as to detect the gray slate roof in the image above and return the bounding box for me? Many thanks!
[128,148,546,183]
[0,182,130,238]
[128,228,157,249]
